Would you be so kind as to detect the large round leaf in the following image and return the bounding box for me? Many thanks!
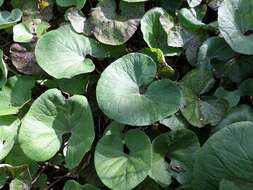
[0,116,20,160]
[193,121,253,190]
[0,49,7,88]
[84,0,144,45]
[141,8,181,56]
[18,89,95,169]
[0,76,35,116]
[35,25,124,79]
[0,9,22,30]
[96,53,181,126]
[56,0,86,9]
[218,0,253,54]
[94,123,152,190]
[151,129,200,186]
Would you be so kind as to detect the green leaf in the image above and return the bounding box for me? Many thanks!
[180,68,216,127]
[0,9,22,30]
[9,178,30,190]
[141,8,181,56]
[83,0,145,45]
[179,8,216,31]
[142,48,176,79]
[64,180,99,190]
[193,121,253,190]
[151,129,200,186]
[187,0,202,8]
[95,123,152,190]
[239,78,253,96]
[197,37,235,68]
[214,87,240,108]
[224,56,253,83]
[13,23,33,43]
[96,53,182,126]
[13,19,50,43]
[0,116,20,160]
[0,76,35,116]
[218,0,253,54]
[18,89,95,169]
[160,114,188,130]
[0,0,3,7]
[56,0,86,9]
[35,25,125,79]
[0,49,7,88]
[212,105,253,133]
[219,180,253,190]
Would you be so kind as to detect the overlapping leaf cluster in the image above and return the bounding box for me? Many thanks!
[1,0,253,189]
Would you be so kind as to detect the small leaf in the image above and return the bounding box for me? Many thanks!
[0,76,35,116]
[0,116,20,160]
[151,129,200,186]
[0,9,22,30]
[95,124,152,190]
[141,8,182,56]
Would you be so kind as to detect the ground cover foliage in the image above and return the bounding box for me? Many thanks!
[0,0,253,189]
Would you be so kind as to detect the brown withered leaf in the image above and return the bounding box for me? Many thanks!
[10,43,41,75]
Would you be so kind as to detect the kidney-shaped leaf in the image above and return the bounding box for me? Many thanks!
[84,0,144,45]
[218,0,253,54]
[96,53,181,126]
[19,89,95,169]
[193,121,253,190]
[35,25,124,79]
[64,180,99,190]
[0,9,22,30]
[95,124,152,190]
[0,116,20,160]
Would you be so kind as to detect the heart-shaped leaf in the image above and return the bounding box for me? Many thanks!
[0,76,35,116]
[151,129,200,187]
[0,49,7,88]
[218,0,253,54]
[0,116,20,160]
[64,180,99,190]
[18,89,95,169]
[82,0,144,45]
[96,53,182,126]
[94,123,152,190]
[35,25,125,79]
[193,121,253,190]
[0,9,22,30]
[56,0,86,9]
